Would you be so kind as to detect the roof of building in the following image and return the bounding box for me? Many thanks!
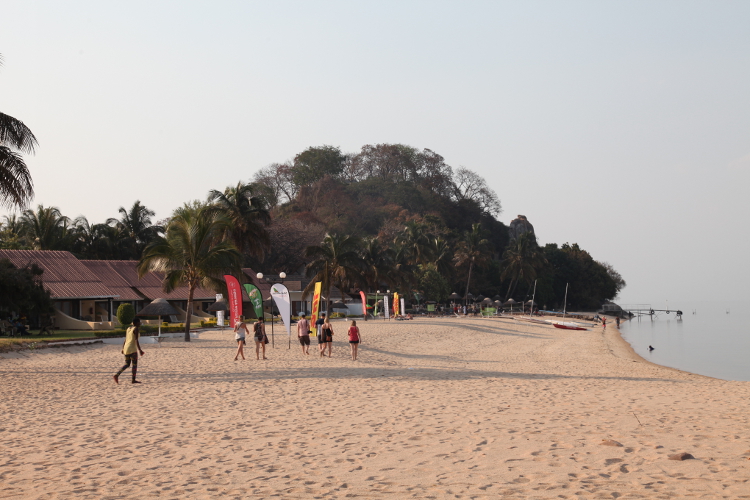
[0,250,119,300]
[81,260,218,301]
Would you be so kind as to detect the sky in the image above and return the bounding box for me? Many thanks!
[1,0,748,304]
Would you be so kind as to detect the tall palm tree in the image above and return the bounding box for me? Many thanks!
[0,55,36,210]
[19,205,72,250]
[138,207,242,341]
[500,232,546,299]
[360,236,393,292]
[112,200,162,259]
[453,223,491,301]
[207,181,271,260]
[302,233,363,314]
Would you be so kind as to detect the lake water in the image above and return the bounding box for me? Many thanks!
[619,301,750,381]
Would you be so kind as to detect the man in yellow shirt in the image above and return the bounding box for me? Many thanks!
[114,318,145,384]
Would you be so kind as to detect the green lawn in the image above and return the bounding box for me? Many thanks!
[0,323,210,349]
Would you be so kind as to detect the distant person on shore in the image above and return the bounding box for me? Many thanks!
[316,313,327,356]
[348,320,361,360]
[321,316,334,357]
[253,317,268,360]
[233,317,249,360]
[113,318,144,384]
[297,313,310,355]
[602,317,607,329]
[615,317,620,328]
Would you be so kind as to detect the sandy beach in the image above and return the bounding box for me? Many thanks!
[1,317,749,499]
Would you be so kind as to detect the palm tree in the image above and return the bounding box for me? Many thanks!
[453,223,491,301]
[388,242,418,294]
[19,205,72,250]
[302,233,363,314]
[395,221,431,266]
[0,213,27,249]
[138,207,242,341]
[112,200,162,259]
[429,237,452,278]
[360,236,393,292]
[500,232,546,299]
[207,181,271,260]
[0,55,36,210]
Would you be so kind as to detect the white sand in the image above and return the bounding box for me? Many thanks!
[1,317,749,499]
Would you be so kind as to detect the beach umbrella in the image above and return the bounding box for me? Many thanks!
[482,297,493,304]
[331,301,348,312]
[493,295,503,301]
[207,298,229,311]
[504,298,517,314]
[466,293,474,304]
[136,298,179,337]
[475,295,486,303]
[449,292,461,301]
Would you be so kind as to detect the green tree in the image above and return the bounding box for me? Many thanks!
[292,145,346,187]
[0,258,53,321]
[360,236,393,292]
[19,205,73,250]
[417,264,450,303]
[303,233,363,314]
[0,55,36,210]
[207,181,271,260]
[138,207,242,341]
[428,237,452,278]
[0,214,29,249]
[453,223,491,300]
[500,232,546,299]
[111,201,163,259]
[395,221,432,266]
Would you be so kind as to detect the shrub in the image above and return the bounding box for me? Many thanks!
[116,304,135,327]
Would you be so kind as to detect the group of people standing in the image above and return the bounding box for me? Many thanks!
[112,312,363,385]
[297,313,362,361]
[232,312,361,361]
[296,313,361,361]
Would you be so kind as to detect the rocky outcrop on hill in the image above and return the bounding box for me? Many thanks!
[508,215,535,241]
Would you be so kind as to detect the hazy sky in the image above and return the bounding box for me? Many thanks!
[1,1,748,304]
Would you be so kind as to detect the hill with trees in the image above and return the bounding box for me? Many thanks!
[0,142,625,311]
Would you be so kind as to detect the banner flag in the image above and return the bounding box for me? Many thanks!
[393,292,400,316]
[359,291,367,320]
[310,281,322,336]
[224,275,243,328]
[242,283,264,320]
[401,298,406,316]
[270,283,291,341]
[384,295,390,320]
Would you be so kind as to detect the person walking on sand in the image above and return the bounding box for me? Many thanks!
[316,312,327,356]
[348,320,361,361]
[615,316,620,328]
[321,316,334,357]
[253,316,268,360]
[113,318,145,384]
[234,317,249,360]
[297,313,311,355]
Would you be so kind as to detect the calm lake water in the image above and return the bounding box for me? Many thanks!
[619,301,750,381]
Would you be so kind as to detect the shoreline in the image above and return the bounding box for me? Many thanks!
[1,317,748,497]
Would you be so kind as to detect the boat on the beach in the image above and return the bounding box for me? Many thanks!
[552,322,587,331]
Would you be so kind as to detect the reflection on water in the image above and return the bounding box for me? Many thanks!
[619,301,750,381]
